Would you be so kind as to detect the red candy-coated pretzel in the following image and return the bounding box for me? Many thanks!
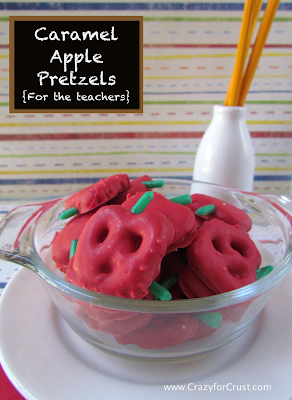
[66,205,174,299]
[64,174,130,214]
[122,192,197,252]
[114,314,198,349]
[187,193,252,231]
[190,319,217,340]
[108,175,153,205]
[75,303,152,335]
[51,210,96,267]
[187,219,261,294]
[179,263,216,298]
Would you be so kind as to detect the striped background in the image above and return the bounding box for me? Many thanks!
[0,1,291,203]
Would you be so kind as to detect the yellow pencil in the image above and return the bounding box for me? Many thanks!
[225,0,256,106]
[238,0,281,106]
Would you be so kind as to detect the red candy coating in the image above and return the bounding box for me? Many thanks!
[66,205,174,299]
[64,174,130,214]
[75,304,152,335]
[187,219,261,294]
[122,192,197,252]
[108,175,152,205]
[114,314,198,349]
[190,319,217,340]
[55,262,67,274]
[187,193,252,231]
[179,263,216,298]
[51,210,95,267]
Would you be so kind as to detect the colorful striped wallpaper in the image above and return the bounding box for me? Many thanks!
[0,1,291,202]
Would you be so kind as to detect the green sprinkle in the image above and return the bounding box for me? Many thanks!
[170,194,192,205]
[142,179,164,188]
[196,312,222,329]
[153,275,178,300]
[256,265,274,280]
[59,207,79,220]
[149,281,172,301]
[70,239,78,259]
[130,191,154,214]
[195,204,216,216]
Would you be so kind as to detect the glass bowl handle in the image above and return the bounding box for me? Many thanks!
[0,200,58,270]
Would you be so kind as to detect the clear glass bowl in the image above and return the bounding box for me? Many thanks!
[0,178,291,362]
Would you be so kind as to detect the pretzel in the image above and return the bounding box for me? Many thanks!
[187,193,252,231]
[108,175,153,205]
[186,219,261,294]
[75,303,152,335]
[64,174,130,214]
[114,314,198,349]
[179,263,216,298]
[52,209,95,268]
[65,205,174,299]
[122,191,197,252]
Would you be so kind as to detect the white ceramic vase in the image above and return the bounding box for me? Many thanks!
[193,105,255,191]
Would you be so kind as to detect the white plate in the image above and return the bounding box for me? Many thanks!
[1,266,292,400]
